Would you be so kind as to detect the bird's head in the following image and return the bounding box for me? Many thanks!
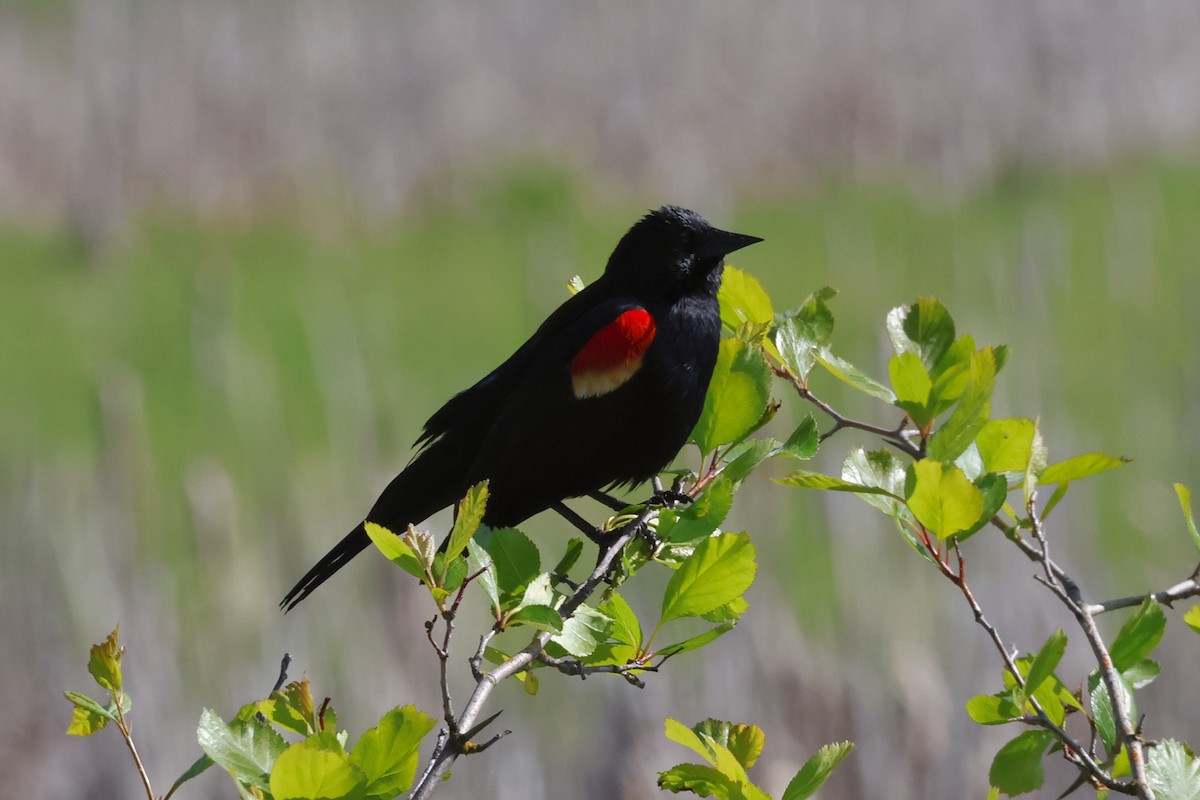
[604,206,762,297]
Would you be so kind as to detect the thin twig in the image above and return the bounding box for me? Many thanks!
[407,509,653,800]
[111,695,155,800]
[537,651,658,688]
[786,377,920,458]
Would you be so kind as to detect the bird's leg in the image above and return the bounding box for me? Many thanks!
[587,490,630,512]
[647,475,692,508]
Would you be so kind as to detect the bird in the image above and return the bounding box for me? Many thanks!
[282,206,762,611]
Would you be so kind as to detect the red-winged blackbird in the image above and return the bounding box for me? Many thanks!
[282,206,761,610]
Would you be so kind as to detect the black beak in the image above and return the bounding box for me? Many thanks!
[697,228,764,260]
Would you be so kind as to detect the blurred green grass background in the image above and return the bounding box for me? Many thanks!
[7,160,1200,797]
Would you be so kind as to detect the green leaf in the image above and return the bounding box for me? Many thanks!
[197,709,288,791]
[1123,658,1161,690]
[905,460,985,539]
[988,730,1053,796]
[701,596,749,624]
[1147,739,1200,800]
[719,266,774,329]
[721,438,781,484]
[65,691,113,736]
[1023,421,1048,506]
[1088,670,1134,752]
[442,481,488,564]
[552,538,584,578]
[658,762,739,798]
[927,346,997,463]
[1023,629,1067,700]
[889,351,933,414]
[814,349,896,403]
[660,533,757,623]
[1040,453,1130,485]
[1042,481,1070,519]
[773,288,836,379]
[781,741,855,800]
[976,419,1036,473]
[466,538,500,614]
[271,733,367,800]
[693,720,765,769]
[1184,604,1200,635]
[841,448,911,521]
[475,526,540,610]
[599,591,643,651]
[1174,483,1200,552]
[87,625,123,694]
[507,604,563,633]
[364,522,425,581]
[166,754,214,797]
[777,469,900,499]
[258,677,318,737]
[656,623,735,657]
[349,705,436,798]
[692,338,773,453]
[1110,597,1166,672]
[780,414,820,459]
[965,693,1021,725]
[552,604,614,658]
[887,298,956,369]
[657,477,734,543]
[664,718,717,765]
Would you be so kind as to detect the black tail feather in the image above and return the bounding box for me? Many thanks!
[281,522,370,612]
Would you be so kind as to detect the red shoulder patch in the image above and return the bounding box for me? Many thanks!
[570,308,657,398]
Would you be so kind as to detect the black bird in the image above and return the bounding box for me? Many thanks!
[282,206,761,610]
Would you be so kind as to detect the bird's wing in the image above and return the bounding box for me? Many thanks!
[413,282,645,450]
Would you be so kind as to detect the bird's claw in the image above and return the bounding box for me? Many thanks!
[648,489,692,508]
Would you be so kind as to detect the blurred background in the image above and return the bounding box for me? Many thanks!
[4,2,1200,798]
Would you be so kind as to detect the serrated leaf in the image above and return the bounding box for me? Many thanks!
[966,693,1021,725]
[701,596,749,624]
[692,720,765,770]
[1147,739,1200,800]
[988,730,1053,796]
[364,522,424,580]
[660,533,756,623]
[906,460,985,539]
[1174,484,1200,552]
[88,625,123,694]
[552,604,614,658]
[349,705,436,798]
[442,481,488,566]
[507,604,563,633]
[976,419,1036,474]
[658,477,734,543]
[781,741,855,800]
[1024,421,1048,506]
[518,572,555,609]
[657,623,735,658]
[271,733,367,800]
[1110,597,1166,672]
[692,338,773,453]
[476,526,540,610]
[1040,453,1130,485]
[719,266,774,329]
[197,709,288,791]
